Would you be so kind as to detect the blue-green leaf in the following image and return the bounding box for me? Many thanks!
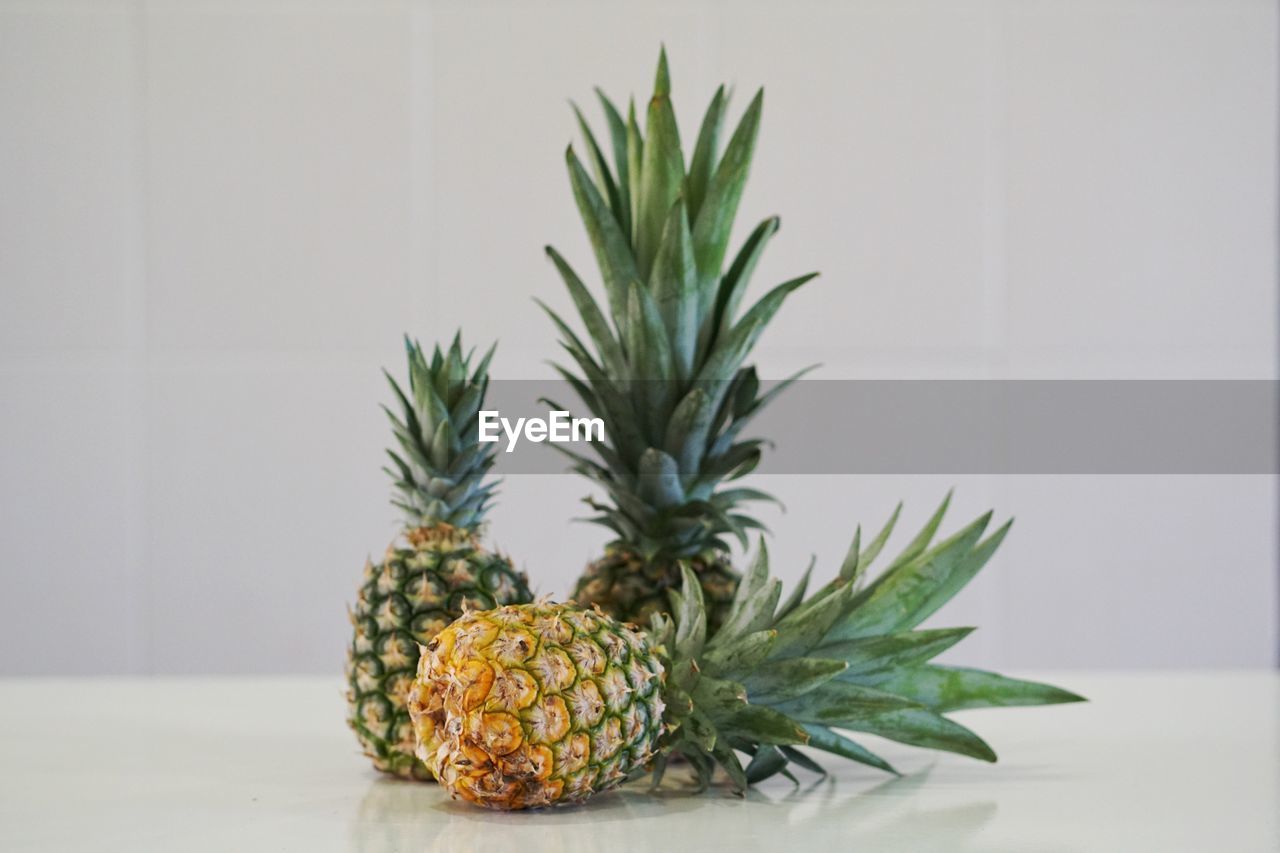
[709,215,779,344]
[692,89,763,287]
[744,657,849,704]
[829,512,1000,641]
[571,101,624,233]
[820,627,975,676]
[544,246,627,376]
[886,491,952,572]
[635,49,685,280]
[648,199,699,378]
[594,88,631,237]
[663,387,714,476]
[685,84,726,223]
[637,447,685,509]
[566,146,639,328]
[864,665,1086,712]
[802,725,898,775]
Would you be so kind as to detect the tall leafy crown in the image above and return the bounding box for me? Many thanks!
[651,495,1085,787]
[382,334,498,530]
[542,48,816,562]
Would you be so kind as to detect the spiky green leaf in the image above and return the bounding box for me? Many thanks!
[801,725,898,775]
[744,658,849,704]
[685,85,726,223]
[635,49,685,280]
[829,512,999,641]
[566,146,639,326]
[691,89,763,287]
[820,627,975,676]
[865,665,1087,712]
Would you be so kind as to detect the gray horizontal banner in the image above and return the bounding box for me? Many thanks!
[474,380,1279,474]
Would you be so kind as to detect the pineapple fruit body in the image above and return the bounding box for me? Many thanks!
[573,546,738,630]
[409,601,665,809]
[347,524,531,780]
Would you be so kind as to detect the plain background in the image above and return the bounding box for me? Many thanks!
[1,0,1276,675]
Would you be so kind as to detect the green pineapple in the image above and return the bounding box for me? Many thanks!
[411,495,1084,810]
[541,49,814,628]
[346,335,533,780]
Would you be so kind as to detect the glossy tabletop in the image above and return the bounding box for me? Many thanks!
[1,673,1275,852]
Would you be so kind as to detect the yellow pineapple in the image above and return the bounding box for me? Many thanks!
[408,601,664,809]
[410,500,1084,809]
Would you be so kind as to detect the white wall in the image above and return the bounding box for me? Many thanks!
[0,0,1275,674]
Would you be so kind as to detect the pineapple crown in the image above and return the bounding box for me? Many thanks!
[541,47,818,564]
[381,333,498,531]
[648,494,1085,788]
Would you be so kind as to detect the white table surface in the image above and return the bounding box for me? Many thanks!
[1,673,1275,852]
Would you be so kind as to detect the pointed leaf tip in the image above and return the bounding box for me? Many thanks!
[654,47,671,96]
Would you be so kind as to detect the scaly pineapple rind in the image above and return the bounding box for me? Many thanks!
[409,601,665,809]
[347,537,532,780]
[572,544,738,630]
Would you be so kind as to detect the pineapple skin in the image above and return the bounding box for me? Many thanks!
[572,546,739,631]
[408,601,665,809]
[346,524,532,781]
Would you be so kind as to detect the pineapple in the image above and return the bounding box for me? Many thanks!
[347,335,533,780]
[409,497,1084,809]
[409,600,665,809]
[542,49,814,628]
